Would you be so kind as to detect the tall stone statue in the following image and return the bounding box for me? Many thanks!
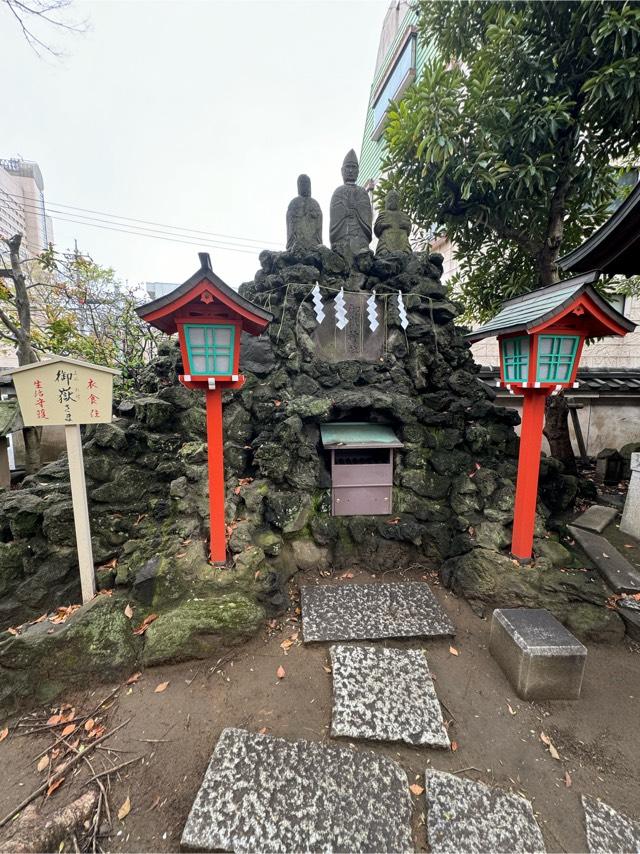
[286,174,323,252]
[329,149,372,261]
[374,190,412,256]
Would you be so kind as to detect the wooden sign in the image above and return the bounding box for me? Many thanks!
[4,356,120,604]
[9,357,118,427]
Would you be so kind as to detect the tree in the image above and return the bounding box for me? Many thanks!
[0,235,42,472]
[381,0,640,321]
[0,236,162,472]
[2,0,86,56]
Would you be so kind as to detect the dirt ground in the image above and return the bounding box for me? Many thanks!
[1,566,639,853]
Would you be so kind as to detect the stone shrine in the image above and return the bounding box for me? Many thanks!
[329,149,372,262]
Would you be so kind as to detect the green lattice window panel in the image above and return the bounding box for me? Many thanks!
[184,324,235,375]
[536,335,579,383]
[501,336,529,382]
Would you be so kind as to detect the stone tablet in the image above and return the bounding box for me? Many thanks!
[181,727,413,853]
[490,608,586,700]
[425,769,546,853]
[569,526,640,593]
[301,582,455,642]
[572,504,618,534]
[582,795,640,853]
[330,644,450,747]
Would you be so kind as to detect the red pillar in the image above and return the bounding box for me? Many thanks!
[205,387,227,564]
[511,390,549,561]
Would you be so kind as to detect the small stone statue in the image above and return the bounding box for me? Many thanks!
[329,149,372,262]
[286,174,323,252]
[374,190,412,256]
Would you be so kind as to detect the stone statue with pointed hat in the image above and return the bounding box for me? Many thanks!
[329,149,372,263]
[374,190,412,256]
[286,174,323,252]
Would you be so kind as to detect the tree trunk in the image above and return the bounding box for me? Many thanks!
[543,392,577,475]
[6,234,42,473]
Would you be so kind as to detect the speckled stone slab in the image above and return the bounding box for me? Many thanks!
[583,794,640,853]
[330,644,450,747]
[568,526,640,593]
[425,769,545,853]
[181,727,413,853]
[301,582,454,642]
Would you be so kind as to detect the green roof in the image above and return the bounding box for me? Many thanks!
[463,272,636,342]
[0,399,22,436]
[320,422,403,449]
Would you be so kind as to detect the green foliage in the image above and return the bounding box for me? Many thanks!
[380,0,640,321]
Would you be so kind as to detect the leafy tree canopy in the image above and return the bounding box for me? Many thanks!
[380,0,640,321]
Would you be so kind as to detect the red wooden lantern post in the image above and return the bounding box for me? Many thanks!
[137,253,272,563]
[467,273,635,562]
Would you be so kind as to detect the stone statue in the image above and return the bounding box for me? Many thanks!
[374,190,412,256]
[329,149,372,261]
[286,174,323,252]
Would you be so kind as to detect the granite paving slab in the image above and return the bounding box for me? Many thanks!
[582,795,640,853]
[181,727,413,853]
[330,644,450,747]
[572,504,618,534]
[424,769,546,853]
[618,599,640,642]
[301,582,454,642]
[568,526,640,593]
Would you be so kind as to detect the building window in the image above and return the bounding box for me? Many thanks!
[502,336,529,382]
[185,324,235,375]
[536,335,579,383]
[371,32,417,140]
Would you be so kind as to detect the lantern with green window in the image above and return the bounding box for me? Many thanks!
[183,324,236,377]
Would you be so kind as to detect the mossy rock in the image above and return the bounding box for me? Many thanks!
[0,596,141,714]
[142,594,264,666]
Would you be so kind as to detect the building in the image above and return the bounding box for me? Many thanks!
[144,282,179,301]
[0,157,53,256]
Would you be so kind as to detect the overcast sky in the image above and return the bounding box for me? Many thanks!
[2,0,388,289]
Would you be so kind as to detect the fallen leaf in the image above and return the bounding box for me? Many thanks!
[280,638,295,652]
[124,604,133,619]
[449,646,459,656]
[564,771,572,788]
[540,731,560,759]
[89,726,106,739]
[602,553,609,559]
[340,571,354,579]
[37,755,50,772]
[451,740,458,752]
[323,665,332,673]
[154,681,169,693]
[0,727,8,742]
[47,777,65,797]
[540,731,551,747]
[549,742,560,760]
[409,784,424,796]
[126,672,142,685]
[233,486,242,495]
[61,724,76,738]
[6,627,18,636]
[117,796,131,820]
[258,727,269,735]
[133,614,158,636]
[624,544,635,549]
[276,666,286,679]
[507,704,517,716]
[84,719,95,732]
[47,715,62,726]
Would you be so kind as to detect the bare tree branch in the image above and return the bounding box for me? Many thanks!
[2,0,88,57]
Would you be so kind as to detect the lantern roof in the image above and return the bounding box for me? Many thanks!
[559,181,640,276]
[465,271,635,343]
[136,252,273,336]
[320,422,403,449]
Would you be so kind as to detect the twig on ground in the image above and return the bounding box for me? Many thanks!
[439,700,456,722]
[83,756,143,785]
[0,718,131,829]
[451,766,483,774]
[185,665,202,686]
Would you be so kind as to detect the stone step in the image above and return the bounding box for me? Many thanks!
[489,608,586,700]
[582,795,640,853]
[330,644,450,747]
[572,504,618,534]
[301,581,455,642]
[568,526,640,594]
[181,727,412,853]
[424,769,545,853]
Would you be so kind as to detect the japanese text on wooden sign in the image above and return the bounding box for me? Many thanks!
[12,362,115,426]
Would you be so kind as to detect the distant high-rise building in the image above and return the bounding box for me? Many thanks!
[0,157,53,255]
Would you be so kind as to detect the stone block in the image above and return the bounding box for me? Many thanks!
[582,795,640,853]
[572,504,618,534]
[620,452,640,539]
[569,526,640,594]
[489,608,586,700]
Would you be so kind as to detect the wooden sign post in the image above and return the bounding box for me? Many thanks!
[6,356,120,602]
